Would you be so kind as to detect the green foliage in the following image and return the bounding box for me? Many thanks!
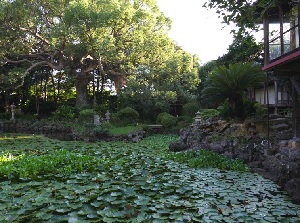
[156,112,169,124]
[243,98,257,117]
[78,109,95,123]
[52,105,77,121]
[0,134,299,222]
[203,0,277,35]
[161,115,177,129]
[198,34,263,108]
[0,0,180,108]
[255,103,268,117]
[218,99,267,120]
[93,104,109,116]
[217,99,232,119]
[202,62,264,102]
[177,116,194,128]
[166,150,249,172]
[117,48,200,122]
[202,62,264,119]
[112,107,139,126]
[0,112,10,120]
[156,113,177,128]
[217,33,263,65]
[108,125,142,135]
[182,101,199,117]
[92,126,109,138]
[0,150,108,179]
[200,109,220,121]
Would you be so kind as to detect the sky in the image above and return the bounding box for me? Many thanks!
[156,0,236,64]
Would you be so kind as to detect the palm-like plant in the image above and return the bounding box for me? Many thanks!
[202,62,264,119]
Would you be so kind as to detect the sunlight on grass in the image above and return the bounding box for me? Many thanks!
[0,133,38,140]
[109,125,142,135]
[0,153,21,163]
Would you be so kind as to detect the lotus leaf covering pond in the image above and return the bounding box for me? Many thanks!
[0,134,299,222]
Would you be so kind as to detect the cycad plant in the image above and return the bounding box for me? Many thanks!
[202,62,264,119]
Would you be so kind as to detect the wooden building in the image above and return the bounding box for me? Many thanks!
[261,0,300,138]
[254,78,292,115]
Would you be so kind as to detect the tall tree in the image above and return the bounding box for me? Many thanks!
[217,33,263,66]
[118,48,200,120]
[0,0,174,108]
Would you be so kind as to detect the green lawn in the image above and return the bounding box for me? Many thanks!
[0,134,299,222]
[108,125,142,135]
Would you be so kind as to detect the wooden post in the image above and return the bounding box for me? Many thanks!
[274,79,278,114]
[263,14,270,65]
[279,5,284,55]
[298,3,300,47]
[291,76,300,138]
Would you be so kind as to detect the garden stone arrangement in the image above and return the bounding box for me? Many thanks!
[0,134,299,222]
[169,115,300,204]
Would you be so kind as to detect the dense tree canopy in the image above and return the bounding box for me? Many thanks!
[0,0,192,110]
[118,48,199,119]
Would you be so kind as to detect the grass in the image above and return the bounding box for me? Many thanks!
[108,125,143,135]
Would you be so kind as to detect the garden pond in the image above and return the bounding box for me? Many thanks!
[0,134,299,222]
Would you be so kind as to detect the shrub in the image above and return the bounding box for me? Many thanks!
[182,101,199,117]
[92,126,109,138]
[217,99,232,119]
[200,109,220,121]
[243,99,257,117]
[78,109,95,123]
[113,107,139,126]
[177,116,194,128]
[157,113,177,128]
[254,102,268,117]
[52,105,77,121]
[156,112,170,124]
[0,112,10,120]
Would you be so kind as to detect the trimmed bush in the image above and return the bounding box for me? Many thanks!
[156,112,170,124]
[113,107,139,126]
[156,112,177,128]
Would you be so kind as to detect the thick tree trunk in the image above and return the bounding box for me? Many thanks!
[75,72,91,108]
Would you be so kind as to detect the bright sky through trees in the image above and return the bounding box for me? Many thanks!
[156,0,236,64]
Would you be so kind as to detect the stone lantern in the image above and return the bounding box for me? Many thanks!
[105,110,110,123]
[10,103,16,121]
[194,111,201,124]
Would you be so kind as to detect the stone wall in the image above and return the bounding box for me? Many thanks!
[169,116,300,203]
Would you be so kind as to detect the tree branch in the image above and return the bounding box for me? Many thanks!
[19,27,50,45]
